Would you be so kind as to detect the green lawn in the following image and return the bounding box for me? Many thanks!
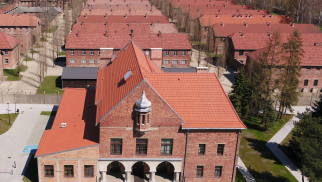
[59,51,66,56]
[0,113,19,135]
[40,111,57,116]
[236,168,247,182]
[239,115,298,182]
[4,65,27,81]
[37,76,64,94]
[48,25,58,33]
[278,128,301,168]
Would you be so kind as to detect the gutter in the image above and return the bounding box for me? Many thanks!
[231,130,241,182]
[182,129,189,182]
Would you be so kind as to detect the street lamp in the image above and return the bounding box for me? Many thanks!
[7,102,11,125]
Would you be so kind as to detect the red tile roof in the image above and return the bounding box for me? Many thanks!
[77,15,169,24]
[81,5,162,16]
[66,23,191,50]
[0,31,19,49]
[0,14,40,27]
[213,23,321,37]
[96,41,246,129]
[200,14,290,27]
[35,88,99,157]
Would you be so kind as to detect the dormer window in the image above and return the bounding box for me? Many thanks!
[134,91,151,134]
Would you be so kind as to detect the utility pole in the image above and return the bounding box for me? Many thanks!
[7,102,11,125]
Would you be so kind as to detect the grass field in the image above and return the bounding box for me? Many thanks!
[239,115,298,182]
[40,111,57,116]
[4,65,27,81]
[236,169,247,182]
[37,76,64,94]
[0,113,19,135]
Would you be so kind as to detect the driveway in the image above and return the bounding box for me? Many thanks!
[0,104,56,182]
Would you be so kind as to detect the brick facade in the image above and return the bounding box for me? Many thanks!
[1,45,20,68]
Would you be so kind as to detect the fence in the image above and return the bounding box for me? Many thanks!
[0,93,62,104]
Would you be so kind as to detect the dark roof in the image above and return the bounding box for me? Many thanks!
[162,67,197,73]
[62,67,99,80]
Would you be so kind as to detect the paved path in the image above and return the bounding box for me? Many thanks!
[266,106,311,182]
[0,105,55,182]
[0,104,57,114]
[237,157,256,182]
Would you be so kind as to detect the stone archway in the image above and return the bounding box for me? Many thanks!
[106,161,125,181]
[132,161,150,182]
[156,161,175,181]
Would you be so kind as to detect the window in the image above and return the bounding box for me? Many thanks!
[218,45,223,50]
[214,166,222,177]
[70,59,76,64]
[81,59,86,64]
[90,50,94,55]
[313,79,318,86]
[97,59,101,64]
[304,79,309,86]
[71,50,74,55]
[161,139,173,155]
[89,60,95,64]
[111,138,122,155]
[5,59,8,64]
[82,50,86,55]
[84,165,94,177]
[98,50,101,55]
[217,144,225,156]
[163,60,169,64]
[1,28,4,31]
[196,166,204,177]
[172,60,178,64]
[174,51,178,56]
[239,51,244,55]
[165,51,169,56]
[136,139,148,155]
[306,68,311,74]
[182,51,186,56]
[4,50,8,55]
[64,165,74,177]
[315,68,320,75]
[145,50,150,56]
[20,28,22,31]
[198,144,206,155]
[44,165,54,177]
[180,60,186,64]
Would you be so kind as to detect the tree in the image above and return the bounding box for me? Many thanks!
[277,30,303,119]
[290,113,322,182]
[312,94,322,118]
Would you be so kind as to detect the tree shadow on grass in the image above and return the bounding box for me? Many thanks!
[250,169,291,182]
[243,117,267,132]
[245,137,283,164]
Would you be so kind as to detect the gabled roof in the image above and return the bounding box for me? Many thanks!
[96,41,246,129]
[0,14,40,27]
[35,88,99,157]
[77,15,169,24]
[0,32,19,49]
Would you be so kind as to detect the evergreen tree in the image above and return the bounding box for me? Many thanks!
[277,30,303,119]
[312,94,322,118]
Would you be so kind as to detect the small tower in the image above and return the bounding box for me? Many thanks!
[134,91,151,134]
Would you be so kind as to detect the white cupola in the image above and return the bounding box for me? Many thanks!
[134,91,152,134]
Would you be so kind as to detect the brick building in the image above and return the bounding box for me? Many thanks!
[36,41,246,182]
[0,14,41,53]
[65,23,191,68]
[0,31,20,68]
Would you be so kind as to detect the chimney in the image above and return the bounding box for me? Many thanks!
[223,4,226,8]
[290,22,294,27]
[76,30,80,37]
[243,22,247,27]
[218,9,221,12]
[266,22,271,27]
[81,21,84,26]
[207,4,209,8]
[124,14,127,18]
[105,21,108,27]
[267,32,272,37]
[216,14,219,18]
[220,22,224,27]
[104,13,107,18]
[157,31,162,37]
[240,32,244,37]
[262,14,266,18]
[104,30,108,37]
[196,67,208,73]
[127,23,130,27]
[84,13,87,18]
[144,13,147,18]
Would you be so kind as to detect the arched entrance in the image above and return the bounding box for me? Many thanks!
[156,161,175,181]
[107,161,125,181]
[132,161,150,181]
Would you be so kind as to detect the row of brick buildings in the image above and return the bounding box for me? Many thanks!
[36,41,246,182]
[65,0,192,68]
[152,0,322,93]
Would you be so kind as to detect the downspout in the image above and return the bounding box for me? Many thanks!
[231,130,241,182]
[182,129,189,182]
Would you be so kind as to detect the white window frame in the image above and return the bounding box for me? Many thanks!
[172,60,178,64]
[4,50,8,55]
[174,51,178,56]
[89,59,95,64]
[5,59,9,64]
[70,59,76,64]
[163,60,169,64]
[180,60,186,64]
[81,59,86,64]
[90,50,94,55]
[182,51,185,56]
[71,50,74,55]
[165,51,169,56]
[82,50,86,55]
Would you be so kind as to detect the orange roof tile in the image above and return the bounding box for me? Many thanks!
[35,88,98,157]
[96,40,246,129]
[0,31,19,49]
[77,15,169,24]
[0,14,40,27]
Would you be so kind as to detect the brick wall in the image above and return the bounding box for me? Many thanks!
[162,50,191,68]
[0,54,3,81]
[1,46,19,68]
[66,49,102,67]
[38,145,99,182]
[99,82,186,159]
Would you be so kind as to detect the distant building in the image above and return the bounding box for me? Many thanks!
[36,41,246,182]
[0,31,20,68]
